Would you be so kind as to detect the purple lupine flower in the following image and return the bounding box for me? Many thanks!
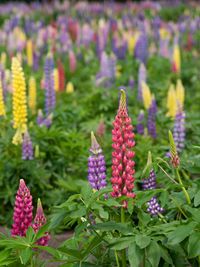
[128,76,135,89]
[148,99,157,138]
[173,104,186,153]
[33,198,50,246]
[36,110,53,128]
[88,132,107,196]
[11,179,33,237]
[134,32,148,64]
[138,63,146,101]
[89,213,95,225]
[33,51,39,72]
[136,110,145,135]
[44,53,55,116]
[22,130,34,160]
[142,169,164,215]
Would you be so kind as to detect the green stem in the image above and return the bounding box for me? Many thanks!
[158,213,167,223]
[175,168,191,205]
[121,207,126,267]
[114,250,120,267]
[143,251,146,267]
[30,256,34,267]
[169,195,188,219]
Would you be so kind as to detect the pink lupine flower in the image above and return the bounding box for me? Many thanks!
[11,179,33,237]
[33,198,50,246]
[69,50,76,73]
[111,88,136,208]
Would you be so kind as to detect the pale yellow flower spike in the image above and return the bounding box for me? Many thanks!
[173,45,181,74]
[1,52,6,68]
[166,84,177,119]
[66,82,74,94]
[12,57,27,132]
[28,76,37,115]
[27,40,33,67]
[54,68,59,92]
[142,82,152,109]
[176,79,184,106]
[0,78,5,117]
[128,32,139,54]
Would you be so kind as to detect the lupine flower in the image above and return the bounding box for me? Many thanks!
[33,198,50,246]
[36,109,52,128]
[54,68,59,92]
[0,77,5,117]
[127,32,139,55]
[166,84,176,119]
[173,104,186,153]
[128,76,135,89]
[111,89,135,207]
[97,115,106,138]
[134,32,148,64]
[142,82,152,109]
[44,53,55,116]
[138,63,146,101]
[26,39,33,67]
[0,52,6,68]
[171,44,181,74]
[88,132,107,195]
[69,50,76,73]
[143,168,164,215]
[12,57,27,132]
[136,110,145,135]
[148,98,157,138]
[12,126,23,145]
[66,82,74,94]
[28,76,36,115]
[176,79,184,107]
[58,60,65,92]
[11,179,33,237]
[33,51,39,72]
[169,130,179,168]
[89,213,95,225]
[22,130,34,160]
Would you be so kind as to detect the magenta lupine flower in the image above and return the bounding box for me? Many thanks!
[148,99,157,138]
[22,130,34,160]
[138,63,146,101]
[134,32,148,64]
[142,169,164,215]
[69,50,76,72]
[136,110,145,135]
[11,179,33,237]
[33,198,50,246]
[88,132,107,195]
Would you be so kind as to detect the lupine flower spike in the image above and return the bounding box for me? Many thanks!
[142,82,152,109]
[12,57,27,132]
[136,110,145,135]
[22,130,34,160]
[176,79,184,106]
[0,77,5,117]
[111,89,135,208]
[166,84,176,120]
[28,76,36,115]
[26,39,33,67]
[169,130,179,168]
[66,82,74,94]
[33,198,50,246]
[173,103,186,153]
[142,152,164,215]
[88,132,107,195]
[11,179,33,237]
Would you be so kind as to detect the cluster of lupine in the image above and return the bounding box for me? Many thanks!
[11,179,50,246]
[22,130,34,160]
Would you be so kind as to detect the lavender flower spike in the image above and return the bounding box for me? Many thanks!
[22,130,34,160]
[11,179,33,237]
[136,110,145,135]
[148,98,157,138]
[142,153,164,215]
[88,132,107,196]
[173,103,186,153]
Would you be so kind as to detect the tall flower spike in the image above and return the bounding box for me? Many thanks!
[173,103,186,153]
[111,89,135,207]
[26,39,33,67]
[88,132,107,195]
[176,79,184,107]
[12,57,27,132]
[171,44,181,74]
[66,82,74,94]
[22,130,34,160]
[33,198,50,246]
[136,110,145,135]
[28,76,36,115]
[169,130,179,168]
[11,179,33,237]
[148,98,157,138]
[166,84,176,120]
[142,82,151,109]
[54,68,59,92]
[138,63,146,101]
[0,77,5,117]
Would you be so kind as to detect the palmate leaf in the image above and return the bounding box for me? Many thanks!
[188,232,200,258]
[88,221,134,235]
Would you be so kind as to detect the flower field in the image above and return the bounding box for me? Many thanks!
[0,1,200,266]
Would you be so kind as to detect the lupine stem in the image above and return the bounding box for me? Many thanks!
[158,212,167,223]
[169,195,188,219]
[121,207,126,267]
[158,164,178,184]
[114,250,120,267]
[175,168,191,205]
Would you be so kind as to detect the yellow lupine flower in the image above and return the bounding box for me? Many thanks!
[27,40,33,67]
[172,45,181,74]
[166,84,177,119]
[16,53,22,65]
[66,82,74,93]
[13,27,26,42]
[128,32,139,54]
[54,68,59,91]
[1,52,6,68]
[142,82,152,109]
[28,76,36,114]
[12,125,23,145]
[0,78,5,117]
[12,57,27,132]
[176,79,184,106]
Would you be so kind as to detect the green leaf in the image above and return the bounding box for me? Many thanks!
[0,249,12,262]
[36,245,60,258]
[34,222,50,242]
[88,221,134,235]
[136,189,164,206]
[127,198,134,215]
[194,190,200,207]
[26,226,35,243]
[188,232,200,258]
[128,242,143,267]
[108,237,134,250]
[50,210,68,229]
[167,221,197,245]
[58,247,82,259]
[19,247,32,265]
[146,241,161,267]
[135,234,151,249]
[159,245,173,264]
[87,187,112,208]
